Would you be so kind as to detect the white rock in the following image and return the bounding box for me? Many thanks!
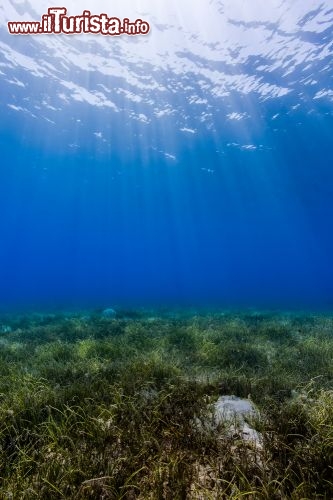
[214,395,262,447]
[101,308,117,318]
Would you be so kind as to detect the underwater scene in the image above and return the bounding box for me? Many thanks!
[1,1,333,498]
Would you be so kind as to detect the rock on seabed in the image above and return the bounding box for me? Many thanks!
[214,395,262,447]
[101,308,117,318]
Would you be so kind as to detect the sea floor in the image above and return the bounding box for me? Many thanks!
[0,309,332,498]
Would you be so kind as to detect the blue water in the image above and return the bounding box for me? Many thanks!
[0,1,333,311]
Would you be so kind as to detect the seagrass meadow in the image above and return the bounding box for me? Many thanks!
[0,310,332,499]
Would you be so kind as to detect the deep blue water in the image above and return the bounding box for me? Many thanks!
[0,1,333,311]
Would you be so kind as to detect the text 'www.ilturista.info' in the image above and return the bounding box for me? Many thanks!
[7,8,150,35]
